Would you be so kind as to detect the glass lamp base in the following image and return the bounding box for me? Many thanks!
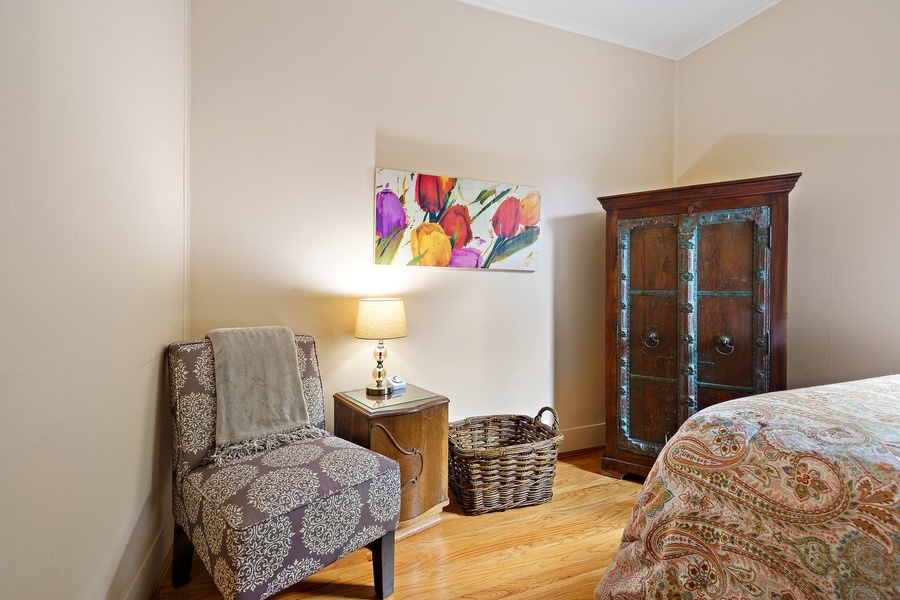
[367,339,393,396]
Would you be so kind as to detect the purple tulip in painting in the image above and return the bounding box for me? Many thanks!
[374,168,540,270]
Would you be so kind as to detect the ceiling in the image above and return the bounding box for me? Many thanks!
[454,0,782,60]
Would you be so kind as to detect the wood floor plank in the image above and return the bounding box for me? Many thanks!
[153,451,642,600]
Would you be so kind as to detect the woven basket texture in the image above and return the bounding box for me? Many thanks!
[448,407,563,515]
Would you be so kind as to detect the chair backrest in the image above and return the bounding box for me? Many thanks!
[167,333,326,473]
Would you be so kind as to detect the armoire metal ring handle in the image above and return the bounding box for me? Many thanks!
[714,334,735,355]
[642,327,660,349]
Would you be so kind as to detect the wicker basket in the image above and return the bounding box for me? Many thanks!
[448,407,564,515]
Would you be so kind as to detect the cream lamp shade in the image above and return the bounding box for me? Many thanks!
[354,298,407,340]
[354,298,407,396]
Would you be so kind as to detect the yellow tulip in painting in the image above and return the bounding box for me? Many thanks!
[410,223,452,267]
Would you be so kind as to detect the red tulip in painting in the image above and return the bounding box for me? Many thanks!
[415,175,456,215]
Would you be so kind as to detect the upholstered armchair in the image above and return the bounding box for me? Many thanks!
[167,332,400,599]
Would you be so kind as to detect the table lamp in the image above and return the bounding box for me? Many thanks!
[354,298,407,395]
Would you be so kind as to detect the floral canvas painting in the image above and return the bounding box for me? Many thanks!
[374,168,540,270]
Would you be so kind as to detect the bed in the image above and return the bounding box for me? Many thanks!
[594,375,900,599]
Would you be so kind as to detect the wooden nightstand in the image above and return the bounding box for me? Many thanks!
[334,385,450,540]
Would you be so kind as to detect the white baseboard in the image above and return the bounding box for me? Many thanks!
[123,513,173,600]
[558,423,605,454]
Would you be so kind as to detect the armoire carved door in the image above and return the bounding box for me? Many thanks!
[598,173,801,479]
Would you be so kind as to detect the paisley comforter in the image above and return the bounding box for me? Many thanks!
[595,375,900,600]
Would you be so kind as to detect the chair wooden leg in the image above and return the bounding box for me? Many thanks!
[368,530,395,598]
[172,522,194,588]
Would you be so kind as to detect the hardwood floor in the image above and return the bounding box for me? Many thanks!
[154,451,643,600]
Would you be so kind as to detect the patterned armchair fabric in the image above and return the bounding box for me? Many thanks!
[168,334,401,600]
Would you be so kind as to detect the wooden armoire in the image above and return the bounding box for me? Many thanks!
[598,173,801,479]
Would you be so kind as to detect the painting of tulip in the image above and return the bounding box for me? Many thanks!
[374,168,540,270]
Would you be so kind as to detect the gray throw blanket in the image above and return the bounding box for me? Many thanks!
[207,326,309,448]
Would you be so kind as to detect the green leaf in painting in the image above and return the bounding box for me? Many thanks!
[407,251,427,266]
[470,187,512,222]
[471,186,497,206]
[480,237,502,269]
[485,226,539,268]
[375,227,405,265]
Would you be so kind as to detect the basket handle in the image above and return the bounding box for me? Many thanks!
[534,406,560,435]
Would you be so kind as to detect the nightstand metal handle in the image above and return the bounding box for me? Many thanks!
[372,423,424,488]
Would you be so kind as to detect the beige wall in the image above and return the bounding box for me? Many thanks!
[189,0,675,451]
[12,1,896,597]
[0,1,185,598]
[676,0,900,386]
